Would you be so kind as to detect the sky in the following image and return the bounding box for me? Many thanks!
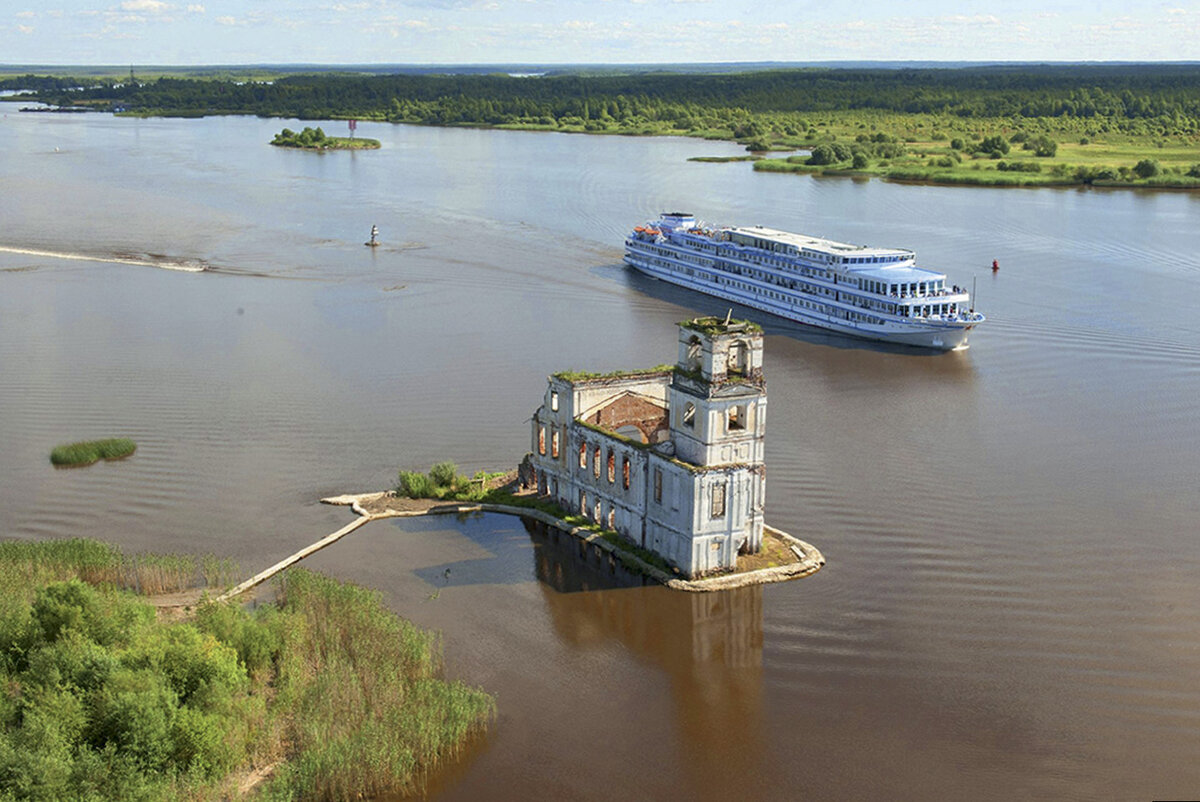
[2,0,1198,66]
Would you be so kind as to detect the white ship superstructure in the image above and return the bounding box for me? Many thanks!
[624,212,984,350]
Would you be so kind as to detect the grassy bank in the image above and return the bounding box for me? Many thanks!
[0,538,492,800]
[49,438,136,467]
[739,112,1200,189]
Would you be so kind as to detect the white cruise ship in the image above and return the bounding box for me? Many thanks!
[624,212,984,350]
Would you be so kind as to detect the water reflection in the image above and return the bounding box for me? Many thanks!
[526,519,769,800]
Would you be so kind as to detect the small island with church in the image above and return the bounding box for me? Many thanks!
[270,126,380,150]
[321,315,825,591]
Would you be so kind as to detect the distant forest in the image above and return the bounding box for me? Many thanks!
[8,66,1200,138]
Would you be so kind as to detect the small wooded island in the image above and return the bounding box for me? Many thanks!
[270,126,380,150]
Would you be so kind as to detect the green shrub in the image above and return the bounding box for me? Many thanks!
[997,160,1042,173]
[1024,134,1057,156]
[976,135,1010,157]
[0,541,491,799]
[429,461,459,489]
[49,438,136,467]
[1133,158,1161,178]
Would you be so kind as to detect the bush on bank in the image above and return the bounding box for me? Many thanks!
[0,539,492,801]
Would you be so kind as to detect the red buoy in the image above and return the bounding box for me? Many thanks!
[991,259,999,271]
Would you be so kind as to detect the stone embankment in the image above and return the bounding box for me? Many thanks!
[320,492,825,593]
[214,490,824,602]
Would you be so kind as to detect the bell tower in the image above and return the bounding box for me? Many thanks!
[668,317,766,468]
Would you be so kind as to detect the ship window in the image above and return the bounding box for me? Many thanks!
[551,430,560,458]
[683,402,696,428]
[711,482,727,519]
[550,390,559,412]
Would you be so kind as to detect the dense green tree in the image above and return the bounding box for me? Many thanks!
[976,135,1011,156]
[1133,158,1161,178]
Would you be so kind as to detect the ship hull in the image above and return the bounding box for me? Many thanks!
[625,252,973,351]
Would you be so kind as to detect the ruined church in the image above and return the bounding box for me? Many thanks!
[529,317,767,578]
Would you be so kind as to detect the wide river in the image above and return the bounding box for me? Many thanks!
[2,107,1199,800]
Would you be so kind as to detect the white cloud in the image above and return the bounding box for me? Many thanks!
[186,4,204,12]
[120,0,169,12]
[215,14,238,24]
[15,10,35,18]
[17,23,33,32]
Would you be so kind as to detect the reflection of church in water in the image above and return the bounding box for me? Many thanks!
[525,517,768,796]
[526,518,762,665]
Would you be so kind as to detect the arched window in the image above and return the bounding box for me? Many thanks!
[728,340,749,374]
[683,402,696,428]
[728,405,746,431]
[686,336,702,371]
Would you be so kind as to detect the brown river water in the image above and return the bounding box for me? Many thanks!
[2,107,1200,800]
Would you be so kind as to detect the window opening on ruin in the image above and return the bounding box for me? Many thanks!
[711,481,727,518]
[593,446,602,478]
[538,426,546,455]
[607,508,615,529]
[728,340,749,375]
[654,468,663,504]
[686,336,702,371]
[594,501,601,522]
[579,442,587,469]
[728,405,746,431]
[550,390,559,412]
[607,450,615,483]
[683,402,696,428]
[622,457,630,489]
[551,430,560,458]
[580,490,587,516]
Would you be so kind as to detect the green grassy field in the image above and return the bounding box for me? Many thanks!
[699,111,1200,189]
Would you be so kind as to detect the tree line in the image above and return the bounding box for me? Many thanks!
[10,66,1200,140]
